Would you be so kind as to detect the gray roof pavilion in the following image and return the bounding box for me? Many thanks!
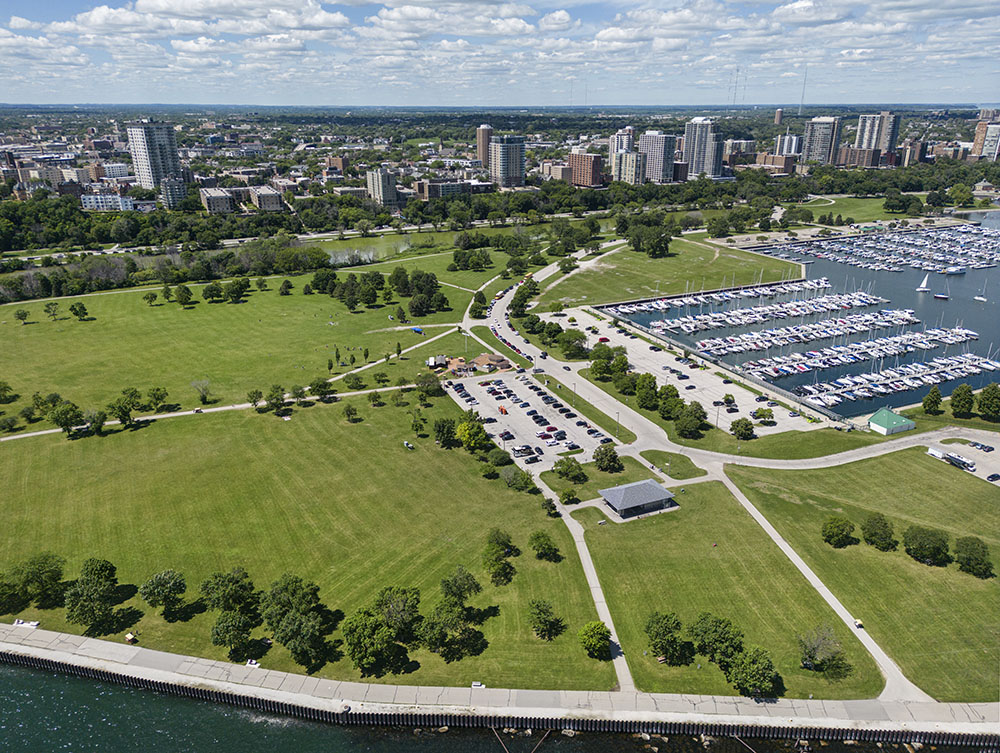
[599,479,676,518]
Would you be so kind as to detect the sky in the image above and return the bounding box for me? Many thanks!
[0,0,997,106]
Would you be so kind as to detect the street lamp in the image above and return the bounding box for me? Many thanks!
[572,382,577,407]
[615,411,620,438]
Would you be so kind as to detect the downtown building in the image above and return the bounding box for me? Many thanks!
[854,111,900,153]
[489,134,526,188]
[973,121,1000,161]
[609,127,635,156]
[637,130,676,183]
[126,121,185,208]
[801,117,842,165]
[567,149,602,188]
[611,150,646,185]
[476,124,493,169]
[682,117,723,178]
[774,132,803,156]
[366,167,400,210]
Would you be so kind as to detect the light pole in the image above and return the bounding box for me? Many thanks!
[615,411,620,438]
[572,382,577,407]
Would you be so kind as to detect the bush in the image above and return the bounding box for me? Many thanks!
[861,513,896,551]
[954,536,994,579]
[902,525,950,566]
[821,517,856,548]
[487,448,513,466]
[578,620,611,659]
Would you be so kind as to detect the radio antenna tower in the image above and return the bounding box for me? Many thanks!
[798,65,808,115]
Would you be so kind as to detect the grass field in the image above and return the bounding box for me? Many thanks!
[578,369,892,459]
[469,326,532,370]
[727,448,1000,701]
[902,397,1000,435]
[532,373,638,445]
[535,239,798,308]
[301,225,540,260]
[572,483,883,699]
[539,456,658,501]
[788,195,927,224]
[0,395,616,691]
[639,450,706,480]
[0,279,470,422]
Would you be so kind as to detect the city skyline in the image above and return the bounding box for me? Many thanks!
[1,0,997,106]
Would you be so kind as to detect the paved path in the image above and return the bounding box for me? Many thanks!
[1,625,995,734]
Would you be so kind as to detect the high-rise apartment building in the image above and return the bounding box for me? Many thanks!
[637,131,676,183]
[978,108,1000,121]
[774,108,783,125]
[488,135,526,188]
[801,117,841,165]
[611,151,646,185]
[366,167,399,210]
[682,117,723,178]
[899,139,926,167]
[566,150,602,188]
[126,122,181,190]
[476,124,493,169]
[609,127,635,156]
[774,133,803,155]
[854,111,900,152]
[159,177,187,210]
[976,123,1000,161]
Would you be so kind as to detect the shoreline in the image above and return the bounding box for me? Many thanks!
[2,624,997,742]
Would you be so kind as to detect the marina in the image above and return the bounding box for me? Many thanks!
[600,223,1000,418]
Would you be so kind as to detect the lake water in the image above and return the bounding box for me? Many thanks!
[611,221,1000,418]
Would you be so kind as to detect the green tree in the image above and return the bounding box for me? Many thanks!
[199,567,259,614]
[147,387,169,411]
[440,565,481,604]
[246,389,263,408]
[528,530,560,561]
[593,444,623,473]
[410,408,425,435]
[455,420,491,453]
[65,558,119,630]
[210,610,259,659]
[139,570,187,616]
[675,402,705,438]
[309,377,331,402]
[977,382,1000,420]
[528,599,564,640]
[69,302,88,320]
[202,282,223,302]
[552,456,588,483]
[279,279,293,296]
[433,418,456,447]
[14,309,28,325]
[343,404,358,422]
[191,380,212,405]
[578,620,611,659]
[688,612,744,672]
[265,384,285,413]
[645,611,693,665]
[948,183,974,207]
[342,606,400,675]
[922,385,942,414]
[174,284,192,307]
[950,383,974,416]
[161,285,172,302]
[374,586,423,645]
[903,525,950,566]
[48,400,84,434]
[861,513,896,551]
[821,516,856,548]
[11,552,65,608]
[43,301,60,320]
[105,396,134,427]
[954,536,994,579]
[729,645,780,697]
[730,418,755,440]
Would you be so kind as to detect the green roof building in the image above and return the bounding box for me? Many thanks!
[868,407,916,435]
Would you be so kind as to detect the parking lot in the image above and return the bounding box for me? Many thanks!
[446,373,616,473]
[927,439,1000,486]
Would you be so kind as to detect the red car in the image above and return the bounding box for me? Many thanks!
[546,425,557,432]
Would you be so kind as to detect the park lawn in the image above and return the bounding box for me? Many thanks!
[727,448,1000,702]
[532,373,638,445]
[639,450,706,480]
[901,398,1000,435]
[349,249,504,292]
[578,369,891,459]
[0,394,615,692]
[571,482,883,699]
[540,456,658,501]
[302,225,543,261]
[469,326,532,369]
[788,195,927,224]
[0,279,470,421]
[535,239,797,308]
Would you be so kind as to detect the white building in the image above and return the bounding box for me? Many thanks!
[249,185,284,211]
[683,118,723,178]
[126,121,182,190]
[637,131,676,183]
[775,133,803,156]
[81,194,134,212]
[802,117,842,165]
[366,167,400,210]
[611,150,647,185]
[854,111,900,152]
[488,134,526,188]
[200,187,236,214]
[102,163,129,179]
[609,127,635,156]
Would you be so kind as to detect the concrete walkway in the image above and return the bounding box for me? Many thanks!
[1,624,995,734]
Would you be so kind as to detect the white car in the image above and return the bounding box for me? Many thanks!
[545,439,560,446]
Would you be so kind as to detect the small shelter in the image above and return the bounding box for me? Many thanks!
[599,479,676,519]
[867,407,915,436]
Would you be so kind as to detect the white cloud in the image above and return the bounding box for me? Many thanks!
[9,16,42,30]
[538,10,575,31]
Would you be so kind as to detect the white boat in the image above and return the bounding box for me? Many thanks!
[915,273,930,292]
[974,281,987,303]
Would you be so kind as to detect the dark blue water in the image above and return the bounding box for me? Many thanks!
[615,222,1000,417]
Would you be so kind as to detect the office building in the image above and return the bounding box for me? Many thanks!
[550,164,573,182]
[488,134,526,188]
[366,167,399,210]
[81,194,134,212]
[126,122,182,190]
[774,133,803,156]
[323,156,349,171]
[476,124,493,169]
[801,117,841,165]
[835,147,881,168]
[609,127,635,156]
[159,177,187,209]
[611,150,646,185]
[754,153,795,173]
[774,108,783,125]
[249,185,284,211]
[637,131,676,183]
[854,111,900,152]
[682,117,723,178]
[200,188,236,214]
[567,150,602,188]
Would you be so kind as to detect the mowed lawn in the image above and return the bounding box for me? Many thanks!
[0,396,615,691]
[535,239,798,308]
[572,482,882,699]
[346,249,508,292]
[0,279,470,419]
[788,195,927,224]
[639,450,706,480]
[540,456,658,501]
[727,448,1000,702]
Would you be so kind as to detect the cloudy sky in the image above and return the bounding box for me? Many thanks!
[1,0,997,106]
